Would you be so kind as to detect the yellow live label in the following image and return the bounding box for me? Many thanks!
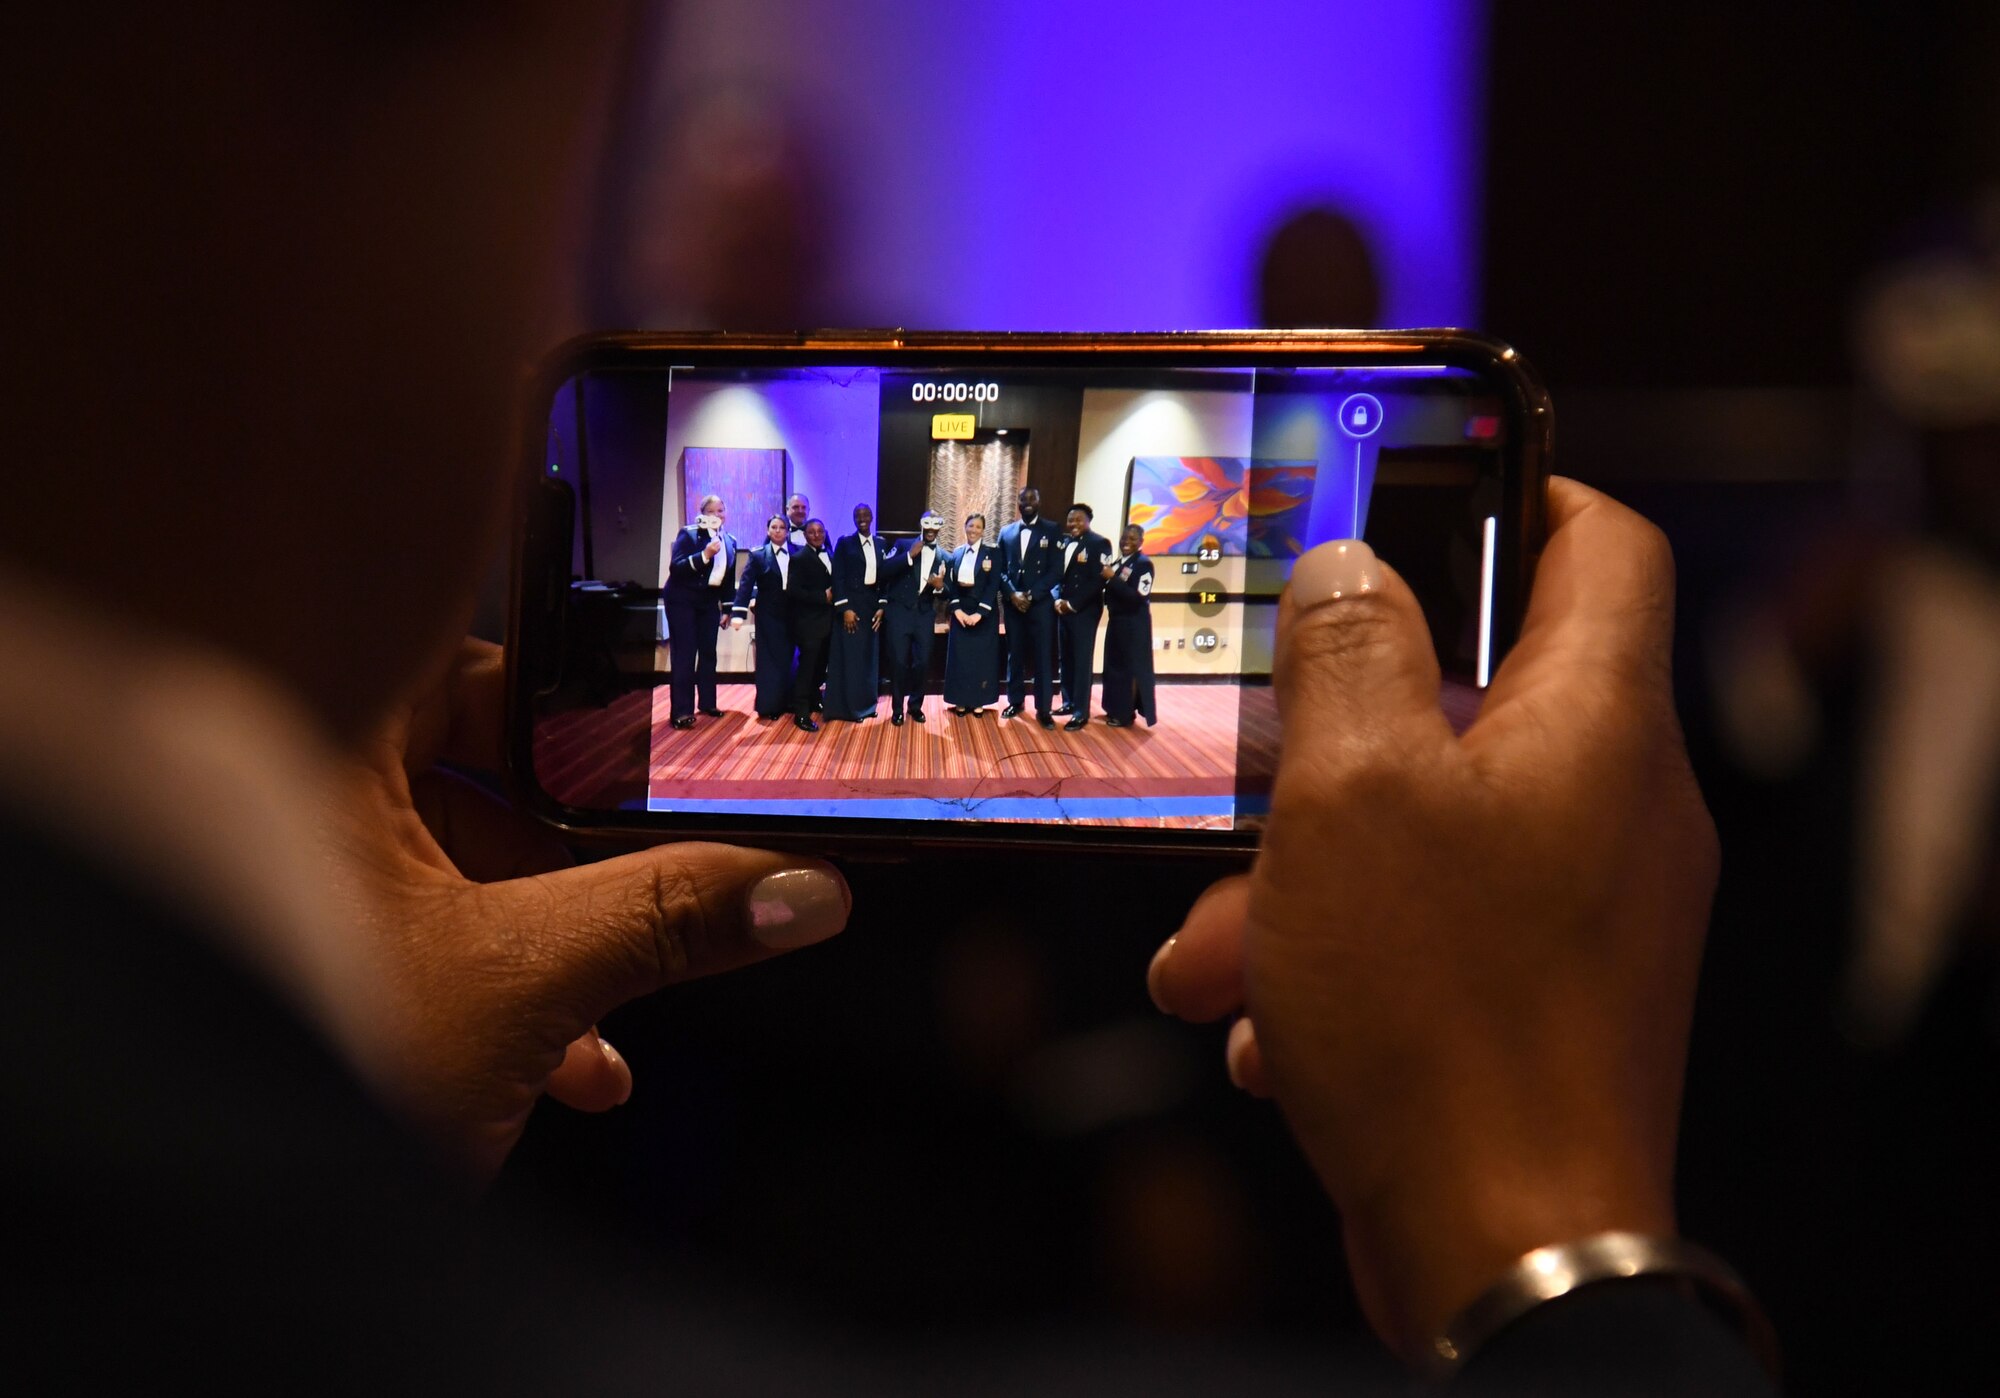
[932,413,975,440]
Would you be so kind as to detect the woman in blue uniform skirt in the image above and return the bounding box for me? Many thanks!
[1101,524,1158,727]
[943,513,1001,714]
[728,514,796,718]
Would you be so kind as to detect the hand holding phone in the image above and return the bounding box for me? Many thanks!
[326,637,852,1178]
[1148,482,1706,1355]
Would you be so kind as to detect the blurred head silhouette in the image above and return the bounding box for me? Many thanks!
[1257,206,1382,329]
[1,5,631,742]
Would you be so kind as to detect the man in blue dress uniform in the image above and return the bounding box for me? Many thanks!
[827,502,888,722]
[881,510,948,726]
[664,493,738,729]
[1052,503,1112,730]
[785,519,835,731]
[995,486,1062,730]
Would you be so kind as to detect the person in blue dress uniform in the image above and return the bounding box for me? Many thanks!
[826,502,888,722]
[1101,523,1158,727]
[1051,503,1113,731]
[996,486,1062,729]
[784,492,811,546]
[944,513,1002,714]
[664,492,738,729]
[881,510,949,726]
[785,519,835,731]
[728,514,796,719]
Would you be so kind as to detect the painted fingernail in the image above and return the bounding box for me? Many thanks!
[1146,936,1178,1014]
[1225,1016,1259,1091]
[597,1035,633,1105]
[1290,539,1381,606]
[747,867,850,949]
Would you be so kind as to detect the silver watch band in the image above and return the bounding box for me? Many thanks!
[1426,1231,1780,1383]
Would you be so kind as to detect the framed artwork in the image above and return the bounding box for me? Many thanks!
[1125,457,1317,557]
[679,447,789,534]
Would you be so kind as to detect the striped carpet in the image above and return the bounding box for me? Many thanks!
[647,685,1267,827]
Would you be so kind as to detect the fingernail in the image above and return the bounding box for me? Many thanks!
[1290,539,1381,607]
[1146,936,1178,1014]
[1225,1016,1258,1091]
[747,867,850,949]
[597,1036,633,1105]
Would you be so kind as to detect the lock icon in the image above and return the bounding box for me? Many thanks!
[1339,393,1383,439]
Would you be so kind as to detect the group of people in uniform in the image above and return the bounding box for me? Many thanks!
[664,487,1158,734]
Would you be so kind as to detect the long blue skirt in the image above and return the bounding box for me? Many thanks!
[749,611,794,718]
[825,619,881,721]
[944,614,1000,708]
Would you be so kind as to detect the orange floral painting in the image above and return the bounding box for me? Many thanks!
[1126,457,1316,557]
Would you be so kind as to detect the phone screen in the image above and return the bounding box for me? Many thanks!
[518,347,1537,842]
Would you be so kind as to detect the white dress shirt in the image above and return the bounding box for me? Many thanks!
[705,533,729,586]
[860,534,876,586]
[957,546,977,585]
[774,545,789,588]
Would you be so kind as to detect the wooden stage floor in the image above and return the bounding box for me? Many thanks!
[529,677,1484,828]
[640,684,1270,827]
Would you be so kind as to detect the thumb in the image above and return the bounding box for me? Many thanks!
[1274,539,1453,771]
[487,844,850,1028]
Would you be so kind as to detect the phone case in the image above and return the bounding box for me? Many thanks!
[507,330,1550,858]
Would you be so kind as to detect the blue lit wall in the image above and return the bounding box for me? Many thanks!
[654,0,1485,329]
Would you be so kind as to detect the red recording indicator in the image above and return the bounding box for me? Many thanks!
[1465,415,1501,441]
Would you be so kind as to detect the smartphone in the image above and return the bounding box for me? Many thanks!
[507,330,1549,856]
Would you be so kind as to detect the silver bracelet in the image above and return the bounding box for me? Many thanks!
[1426,1231,1780,1383]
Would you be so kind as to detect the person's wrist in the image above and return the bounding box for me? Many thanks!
[1336,1152,1675,1362]
[1428,1231,1779,1383]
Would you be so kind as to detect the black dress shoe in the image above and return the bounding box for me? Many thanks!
[671,715,695,730]
[1103,716,1130,728]
[1051,704,1075,717]
[699,707,723,718]
[910,708,926,723]
[891,712,905,726]
[1064,716,1088,731]
[793,715,818,732]
[1001,705,1022,718]
[1038,715,1056,730]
